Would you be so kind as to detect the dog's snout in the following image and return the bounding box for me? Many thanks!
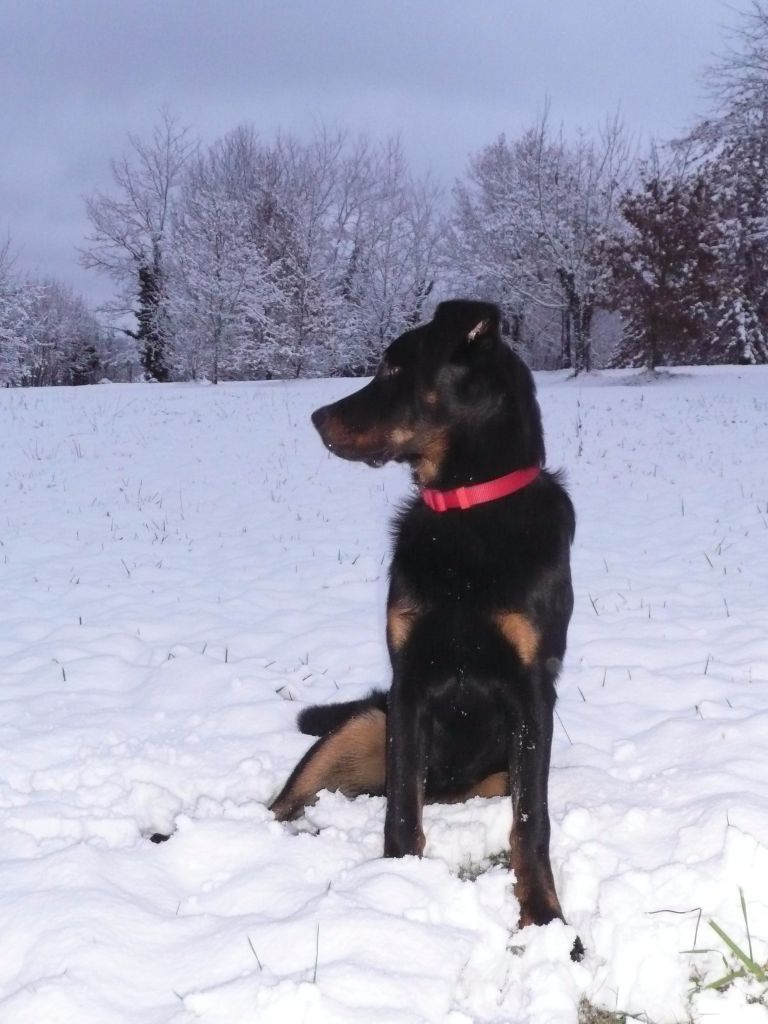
[311,406,329,433]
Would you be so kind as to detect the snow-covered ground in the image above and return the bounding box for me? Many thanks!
[0,367,767,1024]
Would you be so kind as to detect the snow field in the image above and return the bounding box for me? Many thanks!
[0,368,767,1022]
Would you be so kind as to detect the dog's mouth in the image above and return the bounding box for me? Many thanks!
[363,450,393,468]
[364,447,422,469]
[322,440,393,468]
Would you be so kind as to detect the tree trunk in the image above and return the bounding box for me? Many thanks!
[560,308,572,369]
[566,284,593,375]
[137,260,169,382]
[646,314,659,372]
[212,326,220,384]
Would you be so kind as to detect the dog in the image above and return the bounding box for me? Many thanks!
[270,300,581,957]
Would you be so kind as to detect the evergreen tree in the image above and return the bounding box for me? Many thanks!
[706,129,768,362]
[608,162,720,369]
[681,0,768,363]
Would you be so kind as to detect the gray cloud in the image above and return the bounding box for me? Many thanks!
[0,0,740,308]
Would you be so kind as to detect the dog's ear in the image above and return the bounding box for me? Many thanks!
[432,300,501,348]
[466,317,494,344]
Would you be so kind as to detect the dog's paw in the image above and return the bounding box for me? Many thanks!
[383,825,426,858]
[146,831,172,844]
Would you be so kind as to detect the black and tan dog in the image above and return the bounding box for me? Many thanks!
[271,300,580,956]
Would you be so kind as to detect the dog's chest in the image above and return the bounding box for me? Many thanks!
[392,516,517,608]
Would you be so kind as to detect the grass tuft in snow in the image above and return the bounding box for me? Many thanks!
[457,850,510,881]
[578,998,661,1024]
[685,889,767,997]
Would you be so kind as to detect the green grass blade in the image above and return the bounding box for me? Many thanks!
[705,968,745,991]
[708,920,767,982]
[739,889,754,963]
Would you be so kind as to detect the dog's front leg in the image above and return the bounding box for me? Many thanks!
[508,688,565,929]
[383,687,428,858]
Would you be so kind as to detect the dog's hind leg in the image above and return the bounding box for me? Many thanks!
[270,708,386,821]
[453,772,510,801]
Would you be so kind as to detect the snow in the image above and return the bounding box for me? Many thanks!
[0,366,767,1023]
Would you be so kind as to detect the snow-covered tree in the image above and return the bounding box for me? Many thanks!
[681,1,768,363]
[0,243,104,387]
[81,112,196,380]
[164,127,445,379]
[264,130,349,377]
[23,280,103,386]
[705,129,768,363]
[0,240,29,386]
[450,111,630,372]
[330,137,444,374]
[169,136,282,382]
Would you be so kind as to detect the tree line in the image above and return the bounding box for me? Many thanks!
[0,238,114,387]
[3,1,768,386]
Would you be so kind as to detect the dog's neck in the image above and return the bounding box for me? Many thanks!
[414,428,544,491]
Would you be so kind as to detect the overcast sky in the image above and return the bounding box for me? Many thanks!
[0,0,745,308]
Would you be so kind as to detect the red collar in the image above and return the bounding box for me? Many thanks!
[421,466,541,512]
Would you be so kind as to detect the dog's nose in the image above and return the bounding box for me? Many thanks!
[311,406,329,432]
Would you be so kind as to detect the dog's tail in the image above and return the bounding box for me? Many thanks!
[297,689,388,736]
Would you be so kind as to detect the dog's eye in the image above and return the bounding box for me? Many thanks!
[379,364,402,379]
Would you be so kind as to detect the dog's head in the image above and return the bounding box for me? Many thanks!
[311,300,545,487]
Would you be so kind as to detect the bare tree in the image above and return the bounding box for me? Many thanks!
[1,237,104,387]
[0,236,26,384]
[169,137,282,382]
[450,109,631,372]
[20,280,103,386]
[81,111,195,380]
[332,137,445,373]
[170,127,446,379]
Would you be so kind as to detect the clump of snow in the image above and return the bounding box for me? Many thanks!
[0,368,766,1022]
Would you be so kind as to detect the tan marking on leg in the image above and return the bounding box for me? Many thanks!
[493,612,539,666]
[509,827,534,926]
[509,824,563,928]
[387,598,421,652]
[270,710,385,820]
